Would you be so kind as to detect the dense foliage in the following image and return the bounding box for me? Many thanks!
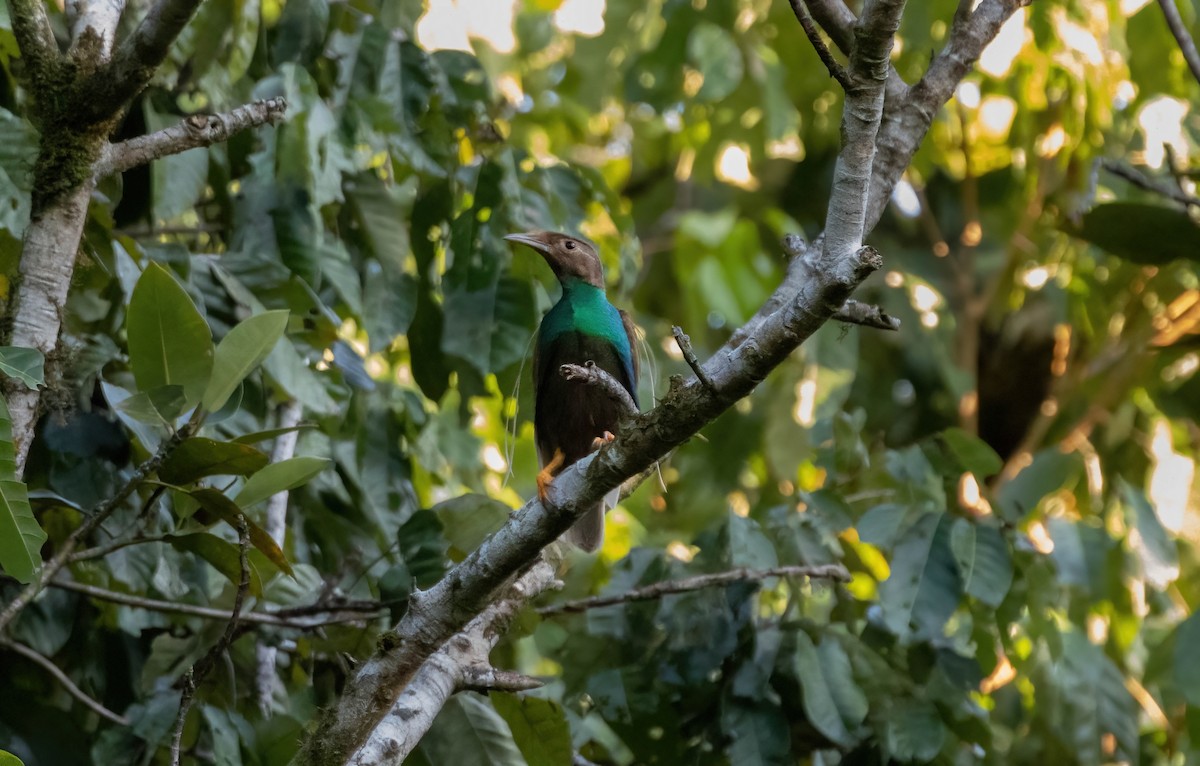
[1,0,1200,763]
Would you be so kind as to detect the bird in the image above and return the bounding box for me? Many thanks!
[504,230,639,551]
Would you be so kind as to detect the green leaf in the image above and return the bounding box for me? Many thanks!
[189,488,294,576]
[937,427,1003,478]
[126,263,214,406]
[1065,202,1200,264]
[721,699,789,766]
[1119,478,1179,587]
[949,519,1013,607]
[231,424,316,445]
[1173,612,1200,707]
[995,448,1082,521]
[233,457,329,508]
[158,438,271,485]
[883,699,945,762]
[688,23,744,102]
[879,512,961,640]
[167,533,264,596]
[0,346,44,389]
[0,397,45,584]
[202,310,290,412]
[790,631,855,746]
[490,693,572,766]
[433,493,511,560]
[1053,631,1139,763]
[419,694,524,765]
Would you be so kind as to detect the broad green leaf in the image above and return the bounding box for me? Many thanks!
[201,310,290,412]
[995,448,1082,521]
[937,427,1003,479]
[687,23,744,102]
[126,263,214,406]
[790,631,855,746]
[419,694,524,765]
[189,488,294,576]
[1119,478,1179,587]
[0,397,45,584]
[158,438,270,485]
[0,346,44,389]
[434,493,511,560]
[879,512,961,639]
[490,693,572,766]
[1065,202,1200,264]
[167,533,264,596]
[1174,612,1200,707]
[231,424,316,445]
[1053,631,1139,763]
[721,699,789,766]
[233,457,330,508]
[949,519,1013,607]
[883,699,945,762]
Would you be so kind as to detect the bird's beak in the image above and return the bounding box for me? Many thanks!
[503,232,550,255]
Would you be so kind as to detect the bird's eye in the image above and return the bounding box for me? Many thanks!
[564,240,575,250]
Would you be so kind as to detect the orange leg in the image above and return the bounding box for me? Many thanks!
[590,431,616,450]
[537,448,566,501]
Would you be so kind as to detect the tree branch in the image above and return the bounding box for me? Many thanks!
[538,564,851,616]
[256,399,303,716]
[802,0,909,100]
[559,362,638,416]
[1102,158,1200,209]
[95,98,289,178]
[1158,0,1200,88]
[672,326,713,388]
[5,0,61,81]
[832,299,901,330]
[349,559,559,765]
[0,637,131,725]
[0,416,199,635]
[170,515,250,766]
[789,0,853,90]
[47,578,385,628]
[67,0,125,64]
[87,0,206,117]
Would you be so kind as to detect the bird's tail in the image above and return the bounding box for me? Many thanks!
[564,501,606,552]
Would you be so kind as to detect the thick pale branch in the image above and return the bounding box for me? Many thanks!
[84,0,205,118]
[1158,0,1200,88]
[802,0,909,100]
[0,638,131,725]
[539,564,851,616]
[6,0,60,78]
[349,559,558,766]
[67,0,125,64]
[96,98,288,178]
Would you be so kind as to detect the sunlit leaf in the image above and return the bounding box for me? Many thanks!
[189,488,293,576]
[167,533,264,596]
[233,456,330,508]
[126,263,214,406]
[201,310,290,412]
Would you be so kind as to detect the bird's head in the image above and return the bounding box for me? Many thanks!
[504,230,604,288]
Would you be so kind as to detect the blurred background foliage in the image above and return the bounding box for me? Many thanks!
[1,0,1200,763]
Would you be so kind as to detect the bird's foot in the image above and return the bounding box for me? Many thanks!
[590,431,616,451]
[537,449,566,501]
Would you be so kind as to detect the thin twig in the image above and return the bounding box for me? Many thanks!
[537,564,851,616]
[95,98,288,178]
[559,362,638,417]
[1101,159,1200,209]
[1158,0,1200,88]
[831,299,901,330]
[0,416,199,635]
[69,533,172,563]
[48,579,384,628]
[789,0,853,90]
[672,326,714,388]
[0,638,131,725]
[170,516,250,766]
